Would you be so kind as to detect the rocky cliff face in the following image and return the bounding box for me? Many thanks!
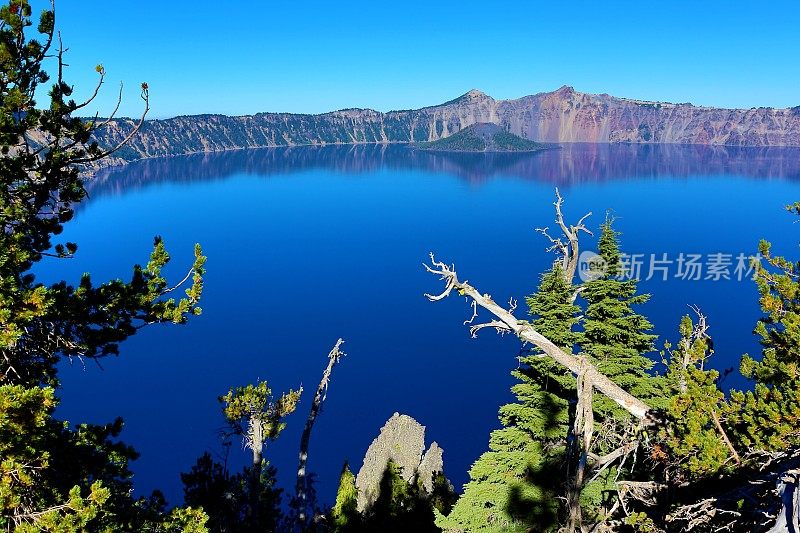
[497,86,800,146]
[354,413,445,512]
[91,87,800,166]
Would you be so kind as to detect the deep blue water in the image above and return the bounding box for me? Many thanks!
[38,143,800,508]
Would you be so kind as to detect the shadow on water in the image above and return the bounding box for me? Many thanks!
[84,143,800,199]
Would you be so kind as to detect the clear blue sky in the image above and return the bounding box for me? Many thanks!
[36,0,800,119]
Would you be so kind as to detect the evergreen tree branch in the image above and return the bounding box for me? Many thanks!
[160,265,197,295]
[71,64,105,112]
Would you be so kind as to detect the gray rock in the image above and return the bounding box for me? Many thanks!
[354,413,445,511]
[418,441,445,493]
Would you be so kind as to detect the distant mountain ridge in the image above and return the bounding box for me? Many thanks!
[91,86,800,167]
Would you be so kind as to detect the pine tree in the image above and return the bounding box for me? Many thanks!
[571,219,661,522]
[659,315,734,480]
[429,472,457,519]
[729,203,800,450]
[579,219,660,420]
[331,462,360,532]
[361,460,441,533]
[219,381,302,469]
[436,264,580,532]
[332,459,451,533]
[182,453,283,533]
[0,2,206,529]
[634,205,800,531]
[181,381,301,532]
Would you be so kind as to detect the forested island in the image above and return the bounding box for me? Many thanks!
[4,2,800,533]
[415,123,548,152]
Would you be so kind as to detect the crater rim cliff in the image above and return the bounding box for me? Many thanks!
[89,86,800,169]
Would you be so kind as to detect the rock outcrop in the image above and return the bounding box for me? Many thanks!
[89,86,800,169]
[418,442,445,493]
[354,413,444,512]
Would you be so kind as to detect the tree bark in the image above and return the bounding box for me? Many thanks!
[567,358,594,532]
[247,415,264,526]
[248,415,264,467]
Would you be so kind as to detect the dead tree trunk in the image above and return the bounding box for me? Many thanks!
[248,415,264,468]
[567,358,594,532]
[294,338,346,531]
[424,254,651,420]
[247,414,265,526]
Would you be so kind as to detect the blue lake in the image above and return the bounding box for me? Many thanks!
[39,143,800,507]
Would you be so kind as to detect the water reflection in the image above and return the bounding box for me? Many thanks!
[85,143,800,198]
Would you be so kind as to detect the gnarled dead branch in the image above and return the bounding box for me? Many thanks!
[423,253,651,420]
[536,187,592,284]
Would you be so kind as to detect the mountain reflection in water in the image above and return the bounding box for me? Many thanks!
[86,143,800,197]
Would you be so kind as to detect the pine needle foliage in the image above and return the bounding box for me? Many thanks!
[0,1,207,529]
[659,315,732,480]
[730,203,800,450]
[579,219,661,420]
[331,462,359,531]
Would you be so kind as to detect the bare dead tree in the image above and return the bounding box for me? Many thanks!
[673,306,711,393]
[424,254,651,420]
[536,187,592,284]
[294,339,346,531]
[424,190,655,531]
[535,188,599,531]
